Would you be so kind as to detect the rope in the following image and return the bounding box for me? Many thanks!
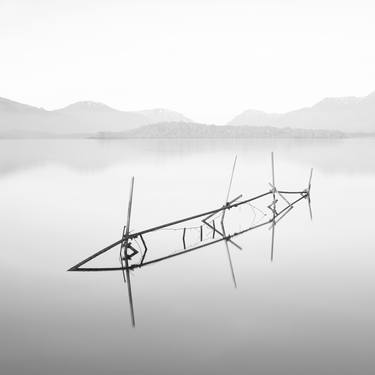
[124,198,269,256]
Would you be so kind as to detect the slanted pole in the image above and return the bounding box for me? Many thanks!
[120,226,127,284]
[270,223,275,262]
[308,168,313,193]
[122,176,135,327]
[221,155,237,223]
[221,222,237,288]
[225,240,237,288]
[308,195,313,221]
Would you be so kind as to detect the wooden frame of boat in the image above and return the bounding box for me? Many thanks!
[67,153,313,326]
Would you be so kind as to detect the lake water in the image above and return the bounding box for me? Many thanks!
[1,138,374,375]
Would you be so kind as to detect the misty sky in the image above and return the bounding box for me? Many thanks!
[1,0,374,123]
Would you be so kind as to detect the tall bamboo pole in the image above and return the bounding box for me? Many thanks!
[221,155,237,223]
[122,177,135,327]
[221,222,237,288]
[271,152,276,262]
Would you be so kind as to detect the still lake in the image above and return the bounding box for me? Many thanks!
[0,138,374,375]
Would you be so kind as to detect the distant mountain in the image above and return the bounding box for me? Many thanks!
[57,101,115,113]
[0,98,191,136]
[2,90,375,137]
[137,108,191,123]
[94,122,346,139]
[228,91,375,132]
[0,97,45,114]
[53,101,150,133]
[228,109,281,127]
[0,97,65,135]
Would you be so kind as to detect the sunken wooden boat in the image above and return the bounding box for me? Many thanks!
[68,153,313,326]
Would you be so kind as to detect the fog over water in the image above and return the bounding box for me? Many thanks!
[1,139,374,375]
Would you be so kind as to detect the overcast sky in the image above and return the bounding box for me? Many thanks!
[1,0,374,123]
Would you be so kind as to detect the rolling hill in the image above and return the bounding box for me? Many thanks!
[0,97,191,136]
[93,122,346,139]
[228,91,375,133]
[1,90,375,137]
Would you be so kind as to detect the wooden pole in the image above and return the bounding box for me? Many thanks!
[122,176,135,327]
[220,222,237,288]
[221,155,237,223]
[182,228,186,249]
[225,240,237,288]
[308,168,313,192]
[270,223,275,262]
[271,152,276,208]
[307,168,313,220]
[120,226,127,284]
[308,195,313,221]
[271,152,276,262]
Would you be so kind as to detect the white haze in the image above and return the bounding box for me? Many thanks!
[0,0,375,124]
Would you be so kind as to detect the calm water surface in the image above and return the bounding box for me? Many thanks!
[0,139,374,375]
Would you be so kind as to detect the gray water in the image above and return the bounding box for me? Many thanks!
[1,139,374,375]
